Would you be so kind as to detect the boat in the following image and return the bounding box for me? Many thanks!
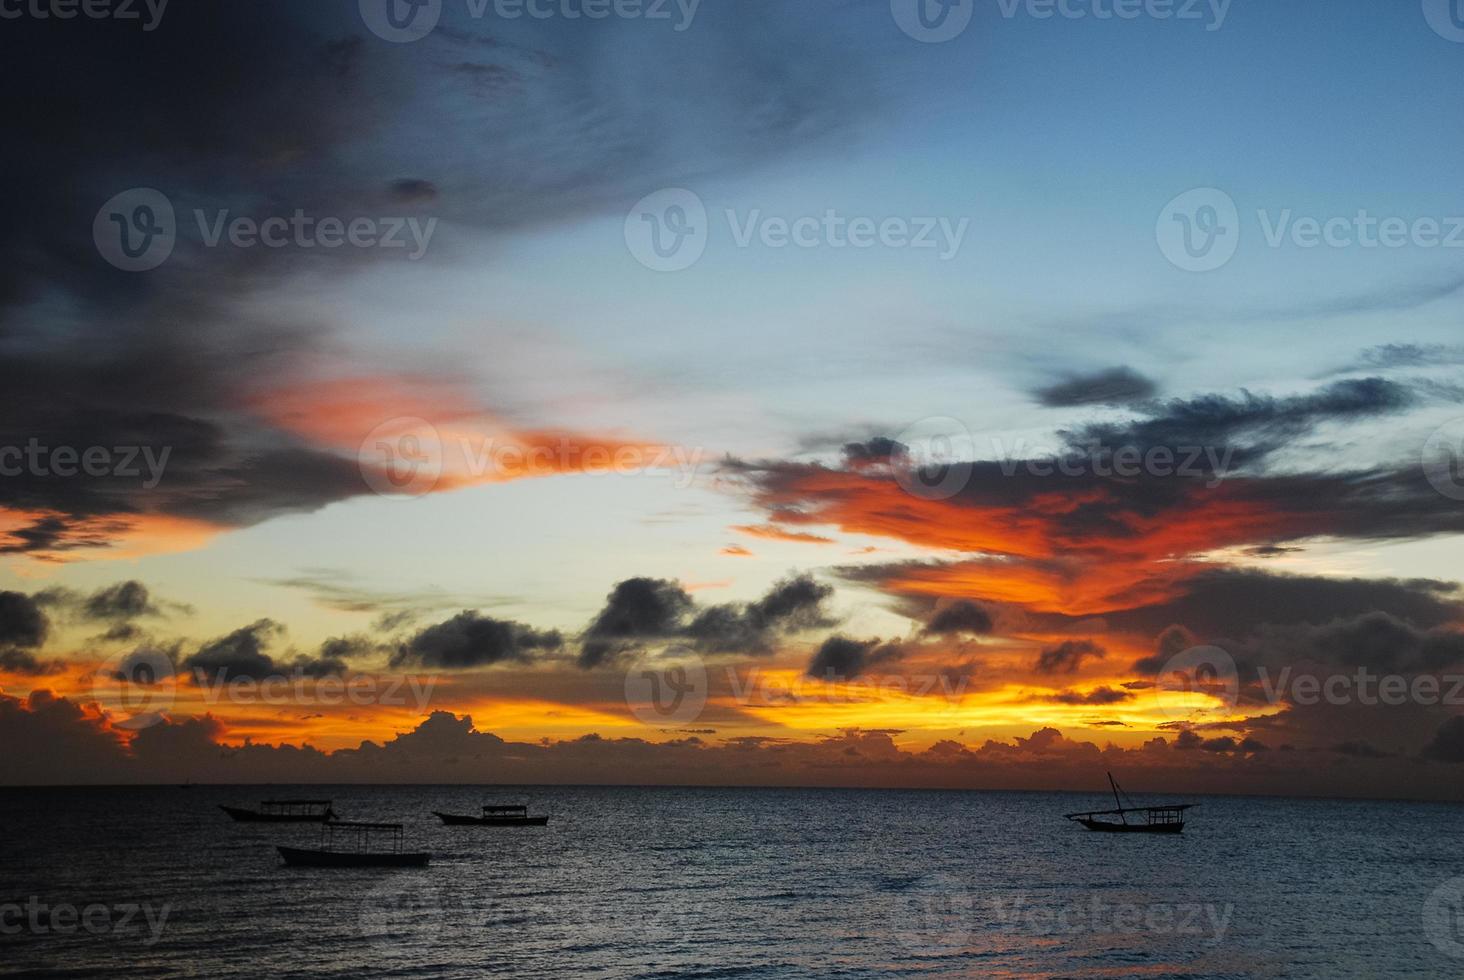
[432,804,549,827]
[1064,772,1196,834]
[220,799,336,823]
[277,821,430,868]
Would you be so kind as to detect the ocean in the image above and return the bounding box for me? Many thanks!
[1,785,1461,978]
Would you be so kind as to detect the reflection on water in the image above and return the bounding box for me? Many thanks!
[1,785,1460,978]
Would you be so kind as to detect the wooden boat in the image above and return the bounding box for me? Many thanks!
[1064,772,1196,834]
[277,821,430,868]
[220,799,335,823]
[432,804,549,827]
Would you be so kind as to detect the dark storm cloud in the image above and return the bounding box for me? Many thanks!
[581,574,835,667]
[806,636,902,681]
[1063,377,1416,471]
[391,612,563,670]
[0,592,50,651]
[1047,686,1131,705]
[35,580,181,623]
[0,2,887,555]
[1115,570,1464,647]
[685,574,835,654]
[579,578,695,668]
[182,620,286,682]
[842,437,907,467]
[923,600,994,636]
[1035,367,1158,407]
[1035,640,1106,674]
[180,619,369,680]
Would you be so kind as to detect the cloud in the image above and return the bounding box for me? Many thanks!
[579,578,695,668]
[923,600,994,636]
[1035,367,1157,407]
[730,524,835,545]
[1035,640,1106,674]
[390,612,564,670]
[806,635,902,681]
[1047,686,1132,705]
[579,574,835,666]
[0,592,49,651]
[182,620,286,682]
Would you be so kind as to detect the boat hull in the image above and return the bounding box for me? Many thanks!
[277,846,430,868]
[220,805,333,823]
[433,811,549,827]
[1074,818,1184,834]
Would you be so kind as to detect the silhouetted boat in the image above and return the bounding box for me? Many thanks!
[1064,772,1196,834]
[433,804,549,826]
[277,821,429,868]
[220,799,335,823]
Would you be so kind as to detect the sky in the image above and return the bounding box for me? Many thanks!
[3,0,1464,797]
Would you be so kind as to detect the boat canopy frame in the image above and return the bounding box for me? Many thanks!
[315,821,407,854]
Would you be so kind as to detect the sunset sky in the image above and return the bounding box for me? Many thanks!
[4,0,1464,798]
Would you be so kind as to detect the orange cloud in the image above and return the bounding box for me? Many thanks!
[730,523,835,545]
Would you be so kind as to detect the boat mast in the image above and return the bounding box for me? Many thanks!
[1108,771,1127,825]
